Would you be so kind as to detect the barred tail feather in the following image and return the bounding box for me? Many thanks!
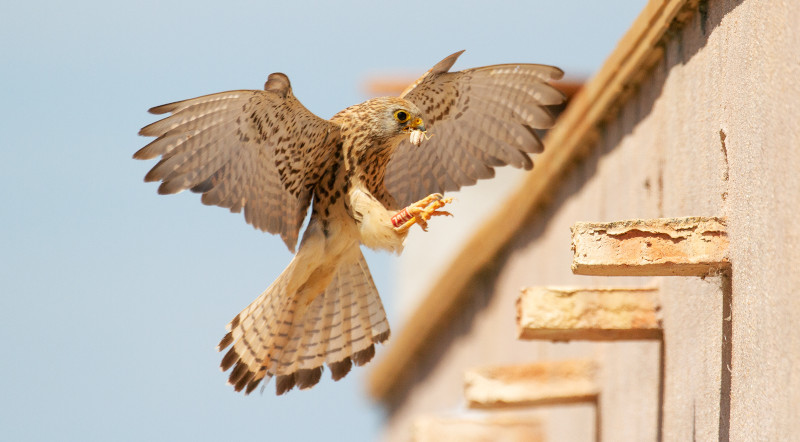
[217,248,390,395]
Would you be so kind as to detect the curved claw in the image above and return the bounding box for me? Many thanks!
[392,194,454,233]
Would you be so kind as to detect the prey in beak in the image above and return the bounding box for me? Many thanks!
[407,117,430,147]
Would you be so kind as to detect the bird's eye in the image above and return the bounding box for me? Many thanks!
[394,110,410,123]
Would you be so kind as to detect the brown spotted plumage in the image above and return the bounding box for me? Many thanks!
[135,51,564,395]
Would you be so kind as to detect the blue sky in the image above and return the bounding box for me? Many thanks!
[0,1,645,440]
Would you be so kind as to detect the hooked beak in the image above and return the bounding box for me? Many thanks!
[409,117,426,132]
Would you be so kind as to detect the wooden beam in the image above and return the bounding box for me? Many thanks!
[517,286,661,340]
[571,217,729,276]
[464,360,598,409]
[367,0,699,400]
[413,416,544,442]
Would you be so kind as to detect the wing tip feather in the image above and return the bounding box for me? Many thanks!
[148,103,177,115]
[433,50,465,73]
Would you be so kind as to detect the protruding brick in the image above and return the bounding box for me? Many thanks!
[413,416,544,442]
[571,216,729,276]
[517,286,662,340]
[464,360,598,409]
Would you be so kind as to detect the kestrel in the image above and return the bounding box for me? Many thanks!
[135,51,564,395]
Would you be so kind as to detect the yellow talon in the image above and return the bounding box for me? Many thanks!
[392,193,453,233]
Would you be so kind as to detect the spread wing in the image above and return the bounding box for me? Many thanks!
[381,50,565,208]
[135,73,340,252]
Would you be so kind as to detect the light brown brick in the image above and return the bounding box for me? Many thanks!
[464,360,598,409]
[517,286,662,340]
[413,415,544,442]
[571,216,729,276]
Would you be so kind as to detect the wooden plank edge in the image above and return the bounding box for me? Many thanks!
[517,286,662,341]
[464,360,599,409]
[571,216,730,276]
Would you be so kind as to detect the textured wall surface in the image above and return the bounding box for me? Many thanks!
[384,0,800,440]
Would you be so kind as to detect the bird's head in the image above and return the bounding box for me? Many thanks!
[366,97,426,143]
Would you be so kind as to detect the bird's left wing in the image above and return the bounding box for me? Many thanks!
[381,51,565,208]
[135,74,340,252]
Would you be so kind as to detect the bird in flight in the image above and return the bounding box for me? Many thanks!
[135,51,564,395]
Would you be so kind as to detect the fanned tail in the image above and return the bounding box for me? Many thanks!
[217,248,390,395]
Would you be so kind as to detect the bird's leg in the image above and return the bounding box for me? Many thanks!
[392,193,453,233]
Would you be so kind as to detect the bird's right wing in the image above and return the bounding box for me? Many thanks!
[135,73,340,252]
[381,51,565,209]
